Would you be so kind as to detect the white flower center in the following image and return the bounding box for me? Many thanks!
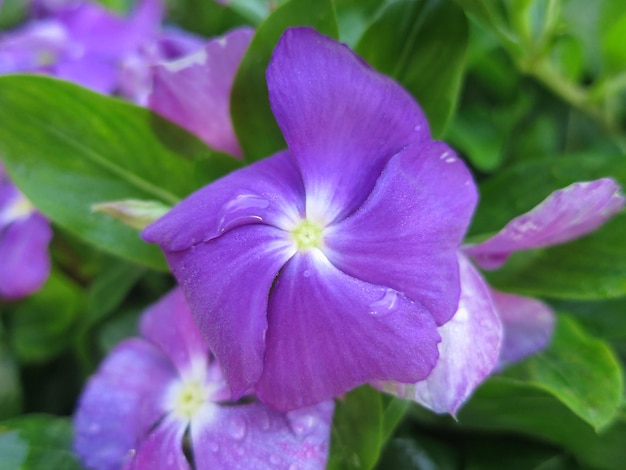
[291,219,324,251]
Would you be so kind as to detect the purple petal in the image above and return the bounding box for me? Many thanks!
[256,251,441,411]
[267,27,430,222]
[191,401,333,469]
[142,150,304,251]
[149,27,253,157]
[325,142,477,326]
[379,254,502,415]
[139,287,209,375]
[157,27,206,59]
[74,339,177,470]
[0,213,52,300]
[466,178,625,270]
[54,55,118,93]
[491,290,555,367]
[125,417,190,470]
[160,225,295,400]
[0,20,67,73]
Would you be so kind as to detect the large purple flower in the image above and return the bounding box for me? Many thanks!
[383,178,625,414]
[74,288,333,470]
[0,163,52,300]
[143,27,478,411]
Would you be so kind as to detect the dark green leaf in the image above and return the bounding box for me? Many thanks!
[464,435,566,470]
[356,0,469,137]
[376,435,460,470]
[327,385,384,470]
[0,415,82,470]
[333,0,388,47]
[231,0,339,161]
[10,271,85,364]
[381,396,411,442]
[505,316,623,430]
[166,0,251,37]
[0,325,22,420]
[0,75,241,270]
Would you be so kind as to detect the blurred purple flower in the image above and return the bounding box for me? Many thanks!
[0,164,52,300]
[383,178,625,415]
[143,27,478,411]
[148,27,253,157]
[0,0,204,103]
[74,288,333,470]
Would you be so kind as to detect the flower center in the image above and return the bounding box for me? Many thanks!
[0,193,35,226]
[292,219,324,251]
[170,379,210,421]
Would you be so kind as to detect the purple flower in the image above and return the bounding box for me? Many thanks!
[73,288,333,470]
[383,178,625,415]
[143,27,478,411]
[0,163,52,300]
[148,27,254,157]
[0,0,203,102]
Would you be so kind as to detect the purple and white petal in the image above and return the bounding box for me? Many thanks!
[256,251,441,411]
[74,339,177,470]
[125,416,190,470]
[162,225,295,400]
[491,290,555,367]
[379,254,502,415]
[143,150,304,251]
[0,213,52,300]
[149,27,253,157]
[325,142,477,326]
[54,55,118,93]
[267,27,430,222]
[139,287,209,375]
[191,401,333,469]
[0,20,67,73]
[466,178,625,270]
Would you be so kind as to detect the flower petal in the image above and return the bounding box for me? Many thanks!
[74,339,177,470]
[162,225,295,400]
[54,55,118,93]
[125,417,190,470]
[256,251,440,411]
[139,287,209,375]
[491,290,555,367]
[466,178,625,270]
[0,213,52,299]
[191,401,333,469]
[379,254,502,415]
[267,27,430,222]
[149,27,253,157]
[325,142,477,325]
[142,150,304,251]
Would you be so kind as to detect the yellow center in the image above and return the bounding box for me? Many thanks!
[171,380,206,421]
[292,219,324,251]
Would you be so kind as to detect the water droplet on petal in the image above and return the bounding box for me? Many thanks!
[228,416,247,440]
[369,289,400,315]
[289,463,302,470]
[88,423,101,434]
[287,409,319,438]
[303,269,311,278]
[216,194,269,233]
[259,410,271,431]
[210,442,219,453]
[414,125,422,132]
[270,455,281,465]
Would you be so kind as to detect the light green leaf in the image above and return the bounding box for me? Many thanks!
[231,0,339,161]
[327,386,384,470]
[0,75,240,270]
[356,0,469,137]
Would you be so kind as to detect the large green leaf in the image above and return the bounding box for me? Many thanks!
[506,316,623,431]
[376,435,460,470]
[327,386,384,470]
[230,0,339,161]
[333,0,389,47]
[0,325,22,420]
[0,75,240,270]
[0,415,82,470]
[356,0,469,137]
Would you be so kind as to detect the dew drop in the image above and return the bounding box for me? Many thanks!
[414,125,422,132]
[369,289,400,315]
[287,410,319,438]
[289,463,302,470]
[270,454,281,465]
[303,269,311,278]
[216,194,269,233]
[228,416,247,440]
[259,410,271,431]
[210,442,219,453]
[88,423,101,434]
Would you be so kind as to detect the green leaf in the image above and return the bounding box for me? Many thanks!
[0,415,82,470]
[506,316,623,430]
[457,378,626,470]
[10,271,85,364]
[488,212,626,299]
[376,435,460,470]
[327,386,384,470]
[333,0,389,47]
[0,325,22,420]
[381,396,411,442]
[0,75,240,270]
[356,0,469,137]
[231,0,339,161]
[166,0,252,37]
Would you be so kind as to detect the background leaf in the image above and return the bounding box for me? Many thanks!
[0,75,240,270]
[356,0,469,137]
[231,0,339,161]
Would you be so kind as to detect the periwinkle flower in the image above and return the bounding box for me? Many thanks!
[143,27,478,411]
[0,164,52,299]
[384,178,625,414]
[74,288,333,470]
